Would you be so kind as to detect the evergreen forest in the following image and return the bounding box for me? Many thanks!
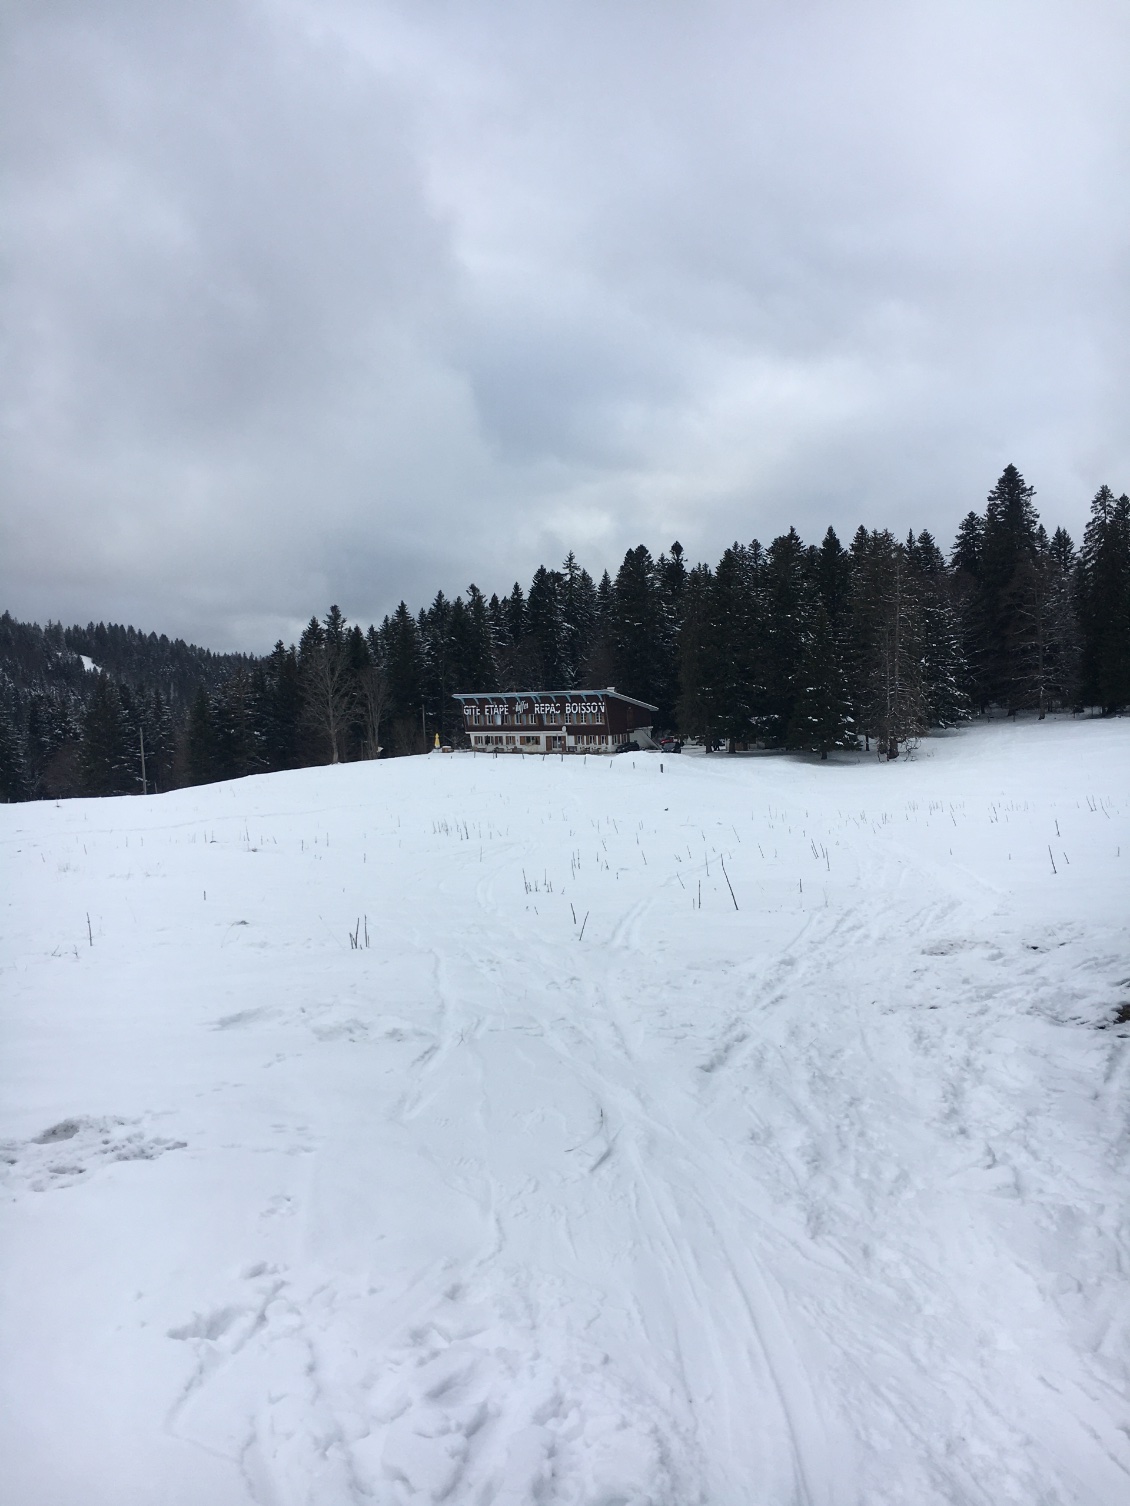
[2,467,1128,802]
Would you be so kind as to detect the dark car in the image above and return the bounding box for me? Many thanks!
[658,736,683,752]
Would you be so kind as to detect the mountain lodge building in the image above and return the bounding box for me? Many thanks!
[453,689,659,752]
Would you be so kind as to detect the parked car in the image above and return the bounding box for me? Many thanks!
[613,740,641,754]
[658,736,683,753]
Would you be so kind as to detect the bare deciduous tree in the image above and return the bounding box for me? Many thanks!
[357,657,390,759]
[300,609,353,764]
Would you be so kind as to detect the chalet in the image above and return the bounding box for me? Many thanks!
[453,689,659,753]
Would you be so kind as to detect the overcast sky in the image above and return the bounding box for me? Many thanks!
[3,0,1128,651]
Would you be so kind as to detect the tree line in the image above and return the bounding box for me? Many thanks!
[1,465,1127,801]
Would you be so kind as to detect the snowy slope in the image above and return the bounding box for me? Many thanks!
[1,720,1128,1506]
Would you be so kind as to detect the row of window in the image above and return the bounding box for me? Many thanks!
[468,732,629,750]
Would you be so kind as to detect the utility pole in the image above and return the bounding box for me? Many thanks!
[139,726,148,795]
[421,704,426,748]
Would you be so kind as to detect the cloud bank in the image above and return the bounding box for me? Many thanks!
[3,0,1128,648]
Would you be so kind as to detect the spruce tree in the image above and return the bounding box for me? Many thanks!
[81,674,134,795]
[0,684,29,801]
[611,546,669,713]
[656,542,689,720]
[582,571,616,688]
[463,586,499,691]
[1047,528,1081,709]
[1078,486,1130,712]
[949,510,986,710]
[560,555,597,686]
[760,529,808,744]
[382,602,426,753]
[212,668,261,778]
[978,464,1040,710]
[710,542,763,749]
[527,567,566,686]
[260,642,303,771]
[815,527,852,637]
[185,684,217,785]
[787,601,856,759]
[422,592,459,743]
[908,530,968,727]
[850,531,926,756]
[676,564,721,744]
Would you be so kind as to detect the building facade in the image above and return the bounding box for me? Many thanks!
[453,689,658,752]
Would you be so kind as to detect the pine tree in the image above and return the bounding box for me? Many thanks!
[978,464,1041,710]
[498,583,538,688]
[81,674,134,795]
[560,555,596,686]
[676,564,721,744]
[423,592,465,744]
[908,531,968,728]
[1004,527,1078,718]
[656,542,689,722]
[582,571,616,688]
[658,541,688,619]
[1078,486,1130,712]
[1047,527,1081,709]
[710,542,764,749]
[260,643,303,771]
[611,547,668,712]
[463,586,499,691]
[527,567,566,686]
[185,684,217,785]
[382,602,426,753]
[212,668,261,778]
[787,601,856,759]
[0,680,29,801]
[949,510,986,710]
[759,529,808,744]
[850,531,926,757]
[815,527,852,637]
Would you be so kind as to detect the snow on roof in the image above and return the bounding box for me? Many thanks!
[453,688,659,712]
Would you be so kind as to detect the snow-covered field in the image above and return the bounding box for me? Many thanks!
[2,720,1128,1506]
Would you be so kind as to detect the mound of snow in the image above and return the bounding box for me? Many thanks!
[1,718,1127,1504]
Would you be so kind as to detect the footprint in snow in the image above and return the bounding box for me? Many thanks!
[0,1116,187,1193]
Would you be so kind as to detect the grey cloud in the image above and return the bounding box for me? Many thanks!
[2,0,1128,649]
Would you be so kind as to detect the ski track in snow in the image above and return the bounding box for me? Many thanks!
[1,718,1129,1505]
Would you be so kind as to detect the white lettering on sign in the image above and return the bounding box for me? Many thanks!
[461,694,606,720]
[479,700,528,716]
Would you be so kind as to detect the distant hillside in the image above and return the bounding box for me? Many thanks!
[0,612,253,802]
[2,465,1127,803]
[0,613,249,702]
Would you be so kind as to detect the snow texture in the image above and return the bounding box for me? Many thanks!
[1,719,1128,1505]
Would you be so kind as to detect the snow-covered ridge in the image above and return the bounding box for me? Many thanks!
[1,719,1127,1504]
